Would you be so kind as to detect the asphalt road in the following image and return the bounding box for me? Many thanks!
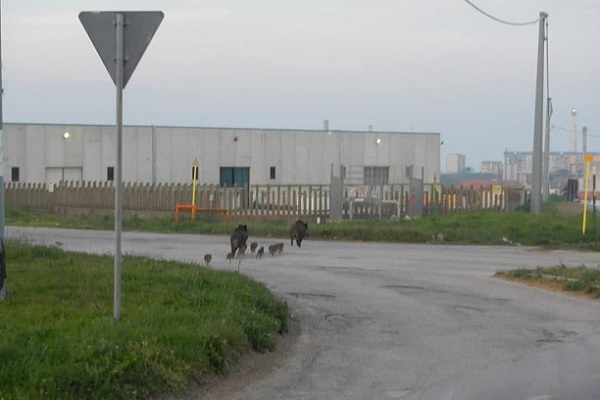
[8,226,600,400]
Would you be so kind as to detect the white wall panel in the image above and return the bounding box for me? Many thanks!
[4,123,440,186]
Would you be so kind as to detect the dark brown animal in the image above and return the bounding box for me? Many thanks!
[203,254,212,266]
[237,243,247,257]
[250,242,258,253]
[226,252,234,262]
[256,246,265,259]
[268,244,278,256]
[277,242,284,254]
[290,220,309,247]
[230,224,249,258]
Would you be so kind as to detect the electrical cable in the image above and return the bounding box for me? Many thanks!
[552,125,600,138]
[463,0,539,26]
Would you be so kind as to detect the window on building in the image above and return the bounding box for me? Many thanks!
[364,166,389,186]
[11,167,20,182]
[107,167,114,181]
[270,166,276,180]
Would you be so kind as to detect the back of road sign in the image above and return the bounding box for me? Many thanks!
[79,11,164,88]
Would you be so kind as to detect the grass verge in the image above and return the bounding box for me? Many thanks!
[0,240,288,400]
[495,265,600,300]
[7,199,600,250]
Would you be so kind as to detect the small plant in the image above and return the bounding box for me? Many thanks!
[203,334,227,374]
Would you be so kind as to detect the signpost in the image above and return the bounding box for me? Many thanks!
[79,11,163,320]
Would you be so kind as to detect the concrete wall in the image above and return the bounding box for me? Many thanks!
[4,123,441,185]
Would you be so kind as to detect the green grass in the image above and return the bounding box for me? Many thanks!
[496,265,600,298]
[0,240,288,400]
[8,201,600,250]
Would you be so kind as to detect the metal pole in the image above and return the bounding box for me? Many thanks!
[571,108,577,153]
[593,173,596,237]
[151,125,157,184]
[376,139,382,219]
[114,13,124,321]
[0,0,6,301]
[530,12,548,214]
[542,97,552,201]
[582,126,588,156]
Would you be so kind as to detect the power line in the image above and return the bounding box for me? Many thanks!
[463,0,540,26]
[552,125,599,138]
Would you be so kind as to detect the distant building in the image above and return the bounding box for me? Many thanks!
[480,161,502,177]
[440,172,502,186]
[446,153,466,174]
[503,150,599,192]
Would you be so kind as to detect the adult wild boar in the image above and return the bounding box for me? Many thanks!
[290,220,308,248]
[230,224,249,258]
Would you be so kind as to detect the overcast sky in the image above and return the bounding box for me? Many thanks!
[2,1,599,171]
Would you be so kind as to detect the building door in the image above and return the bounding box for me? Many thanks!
[219,167,250,188]
[45,167,83,184]
[220,167,250,208]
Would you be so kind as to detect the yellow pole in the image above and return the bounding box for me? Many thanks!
[191,158,199,219]
[582,155,593,234]
[432,175,438,217]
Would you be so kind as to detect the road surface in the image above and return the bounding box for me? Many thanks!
[8,227,600,400]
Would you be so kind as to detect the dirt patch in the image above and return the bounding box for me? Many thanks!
[160,315,301,400]
[496,275,600,302]
[554,202,584,215]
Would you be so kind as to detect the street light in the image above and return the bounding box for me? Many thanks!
[571,108,577,153]
[62,132,71,181]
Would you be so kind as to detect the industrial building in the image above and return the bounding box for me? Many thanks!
[4,123,441,187]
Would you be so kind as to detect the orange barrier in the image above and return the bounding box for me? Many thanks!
[175,204,228,221]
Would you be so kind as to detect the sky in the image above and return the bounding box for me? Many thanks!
[2,1,599,171]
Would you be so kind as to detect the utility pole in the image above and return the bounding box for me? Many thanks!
[542,97,552,202]
[530,11,548,214]
[0,0,7,301]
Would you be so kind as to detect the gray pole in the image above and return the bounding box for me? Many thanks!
[151,125,157,184]
[542,97,552,201]
[0,0,6,301]
[114,13,124,321]
[0,0,4,239]
[530,12,548,214]
[582,126,588,156]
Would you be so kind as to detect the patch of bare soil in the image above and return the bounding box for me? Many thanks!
[496,276,600,302]
[554,202,584,215]
[159,315,301,400]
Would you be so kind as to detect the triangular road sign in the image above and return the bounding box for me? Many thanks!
[79,11,164,88]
